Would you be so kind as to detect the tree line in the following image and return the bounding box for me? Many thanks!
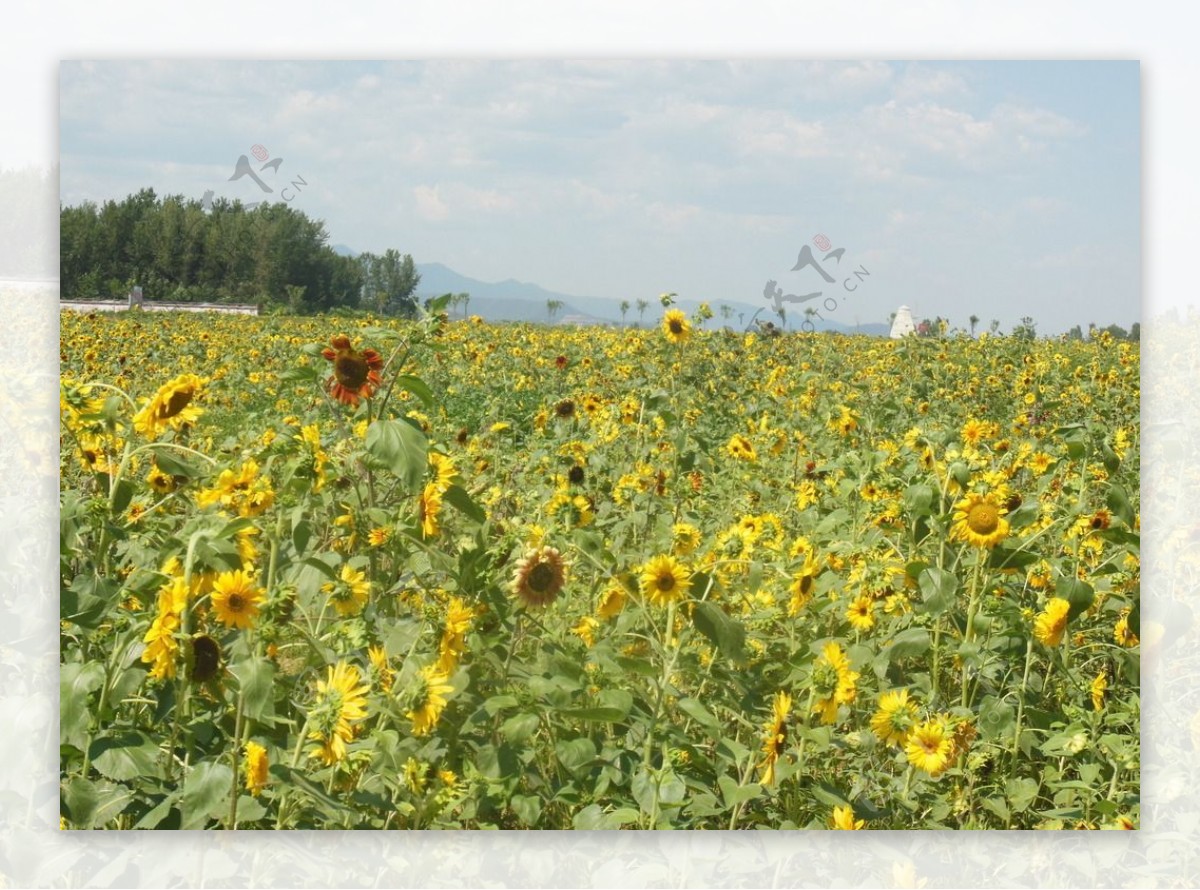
[60,189,420,315]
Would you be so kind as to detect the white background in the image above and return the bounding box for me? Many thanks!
[4,1,1197,886]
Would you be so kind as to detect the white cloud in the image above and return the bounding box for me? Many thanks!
[413,185,449,221]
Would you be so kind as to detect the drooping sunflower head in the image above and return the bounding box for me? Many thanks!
[133,373,206,438]
[405,664,454,737]
[639,554,691,607]
[951,492,1010,548]
[511,546,567,608]
[321,335,384,407]
[758,690,792,784]
[307,661,370,765]
[1034,597,1071,647]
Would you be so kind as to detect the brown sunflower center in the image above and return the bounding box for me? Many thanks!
[334,353,369,389]
[966,502,1000,535]
[800,575,814,596]
[528,562,557,593]
[655,573,677,593]
[669,320,684,334]
[164,388,194,417]
[227,592,246,612]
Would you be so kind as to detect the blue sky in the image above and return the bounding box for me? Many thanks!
[59,60,1140,333]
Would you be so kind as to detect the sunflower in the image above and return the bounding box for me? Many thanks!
[321,334,384,407]
[831,805,864,830]
[812,642,859,725]
[1033,597,1071,647]
[429,451,458,493]
[1114,609,1139,647]
[141,576,188,680]
[596,583,627,620]
[189,634,222,682]
[133,373,205,439]
[667,522,699,556]
[322,564,371,617]
[726,433,757,462]
[436,596,475,673]
[758,690,792,785]
[511,546,567,608]
[870,689,918,747]
[906,718,954,777]
[788,552,821,615]
[406,664,454,737]
[640,554,691,607]
[662,309,692,344]
[210,570,265,630]
[950,492,1009,548]
[307,661,370,766]
[368,644,394,692]
[244,741,269,796]
[418,483,443,538]
[846,594,875,632]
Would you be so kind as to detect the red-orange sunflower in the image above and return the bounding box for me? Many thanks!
[321,334,384,407]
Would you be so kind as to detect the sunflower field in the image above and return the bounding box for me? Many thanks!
[59,298,1140,830]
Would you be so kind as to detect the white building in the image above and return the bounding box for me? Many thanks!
[889,305,915,338]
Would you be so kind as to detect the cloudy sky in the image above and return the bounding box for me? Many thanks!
[59,60,1139,333]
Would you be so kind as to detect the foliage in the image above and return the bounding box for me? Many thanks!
[60,306,1140,830]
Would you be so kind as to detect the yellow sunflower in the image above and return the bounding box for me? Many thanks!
[905,718,954,777]
[133,373,206,439]
[812,641,859,725]
[950,492,1009,548]
[1033,597,1071,647]
[210,570,265,630]
[406,664,454,737]
[870,689,918,747]
[418,483,443,538]
[662,308,692,343]
[639,554,691,607]
[758,690,792,785]
[511,546,567,608]
[831,805,865,830]
[846,594,875,632]
[726,433,757,462]
[244,741,269,796]
[307,661,370,765]
[322,563,371,617]
[596,583,627,620]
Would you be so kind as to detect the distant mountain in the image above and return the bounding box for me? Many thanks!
[335,252,888,333]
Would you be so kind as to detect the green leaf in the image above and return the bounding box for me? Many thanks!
[180,761,234,829]
[1106,484,1135,528]
[393,374,435,408]
[442,484,486,524]
[1058,578,1095,621]
[554,737,597,773]
[572,804,640,829]
[235,795,268,824]
[151,447,206,479]
[510,794,542,827]
[810,782,850,808]
[61,662,105,751]
[278,365,321,384]
[677,697,721,735]
[977,695,1016,741]
[987,546,1040,570]
[62,574,118,630]
[717,774,762,807]
[904,484,934,516]
[269,764,356,816]
[88,731,161,782]
[62,776,134,829]
[366,418,428,491]
[1006,777,1040,813]
[500,712,540,744]
[556,706,627,723]
[918,566,958,617]
[690,601,748,665]
[887,628,931,661]
[230,657,276,721]
[483,694,520,716]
